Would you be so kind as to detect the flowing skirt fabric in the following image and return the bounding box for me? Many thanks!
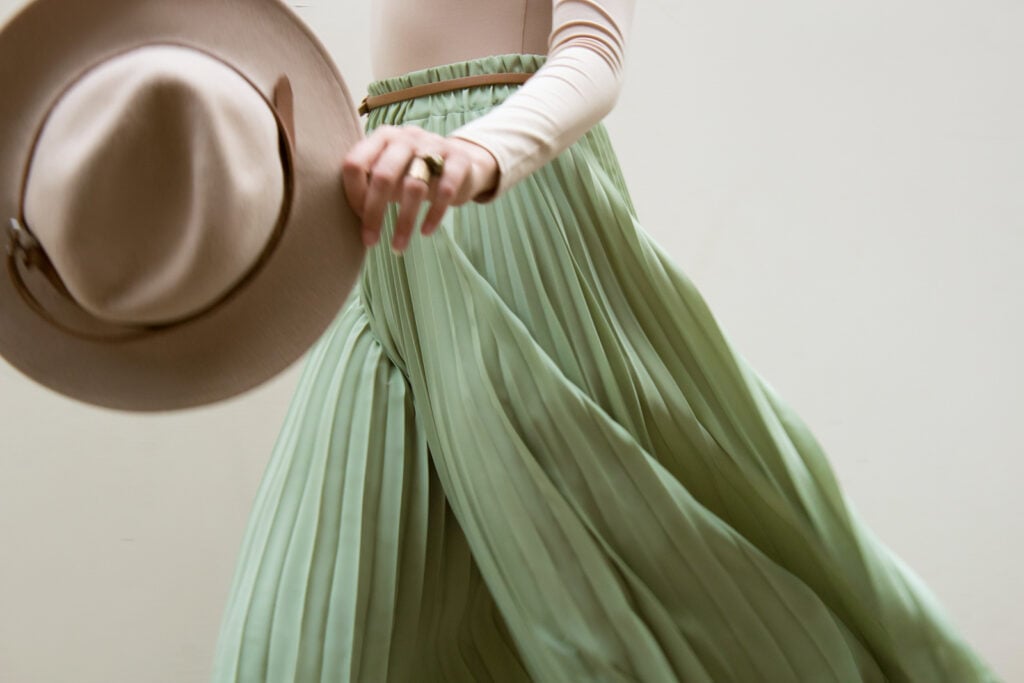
[210,54,999,682]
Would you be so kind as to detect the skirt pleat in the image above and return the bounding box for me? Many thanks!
[211,291,530,682]
[211,53,1000,682]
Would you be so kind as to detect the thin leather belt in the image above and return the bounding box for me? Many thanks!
[358,72,534,115]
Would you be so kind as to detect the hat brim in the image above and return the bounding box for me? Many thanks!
[0,0,366,411]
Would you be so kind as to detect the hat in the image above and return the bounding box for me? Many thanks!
[0,0,366,411]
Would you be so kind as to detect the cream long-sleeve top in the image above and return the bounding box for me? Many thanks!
[369,0,636,203]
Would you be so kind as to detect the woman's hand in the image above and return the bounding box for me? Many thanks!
[341,124,499,253]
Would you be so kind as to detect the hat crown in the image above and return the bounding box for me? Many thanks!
[22,44,286,324]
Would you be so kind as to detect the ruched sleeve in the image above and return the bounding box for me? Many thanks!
[447,0,636,203]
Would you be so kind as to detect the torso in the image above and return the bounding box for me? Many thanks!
[370,0,552,80]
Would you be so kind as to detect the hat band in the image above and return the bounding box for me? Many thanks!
[7,76,297,343]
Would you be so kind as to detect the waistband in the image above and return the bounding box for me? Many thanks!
[359,72,535,115]
[360,53,546,116]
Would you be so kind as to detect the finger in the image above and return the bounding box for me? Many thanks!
[420,154,467,236]
[362,140,416,243]
[419,193,447,238]
[340,127,393,221]
[392,172,431,252]
[450,153,480,207]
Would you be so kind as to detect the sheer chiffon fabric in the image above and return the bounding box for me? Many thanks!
[211,54,999,682]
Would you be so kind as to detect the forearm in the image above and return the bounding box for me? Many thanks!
[448,0,636,203]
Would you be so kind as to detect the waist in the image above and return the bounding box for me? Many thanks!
[360,53,546,117]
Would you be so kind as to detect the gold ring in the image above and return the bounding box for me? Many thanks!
[405,156,432,185]
[421,152,445,176]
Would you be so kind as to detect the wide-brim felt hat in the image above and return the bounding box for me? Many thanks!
[0,0,366,411]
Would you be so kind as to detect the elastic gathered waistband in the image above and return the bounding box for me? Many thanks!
[366,53,547,98]
[360,53,546,124]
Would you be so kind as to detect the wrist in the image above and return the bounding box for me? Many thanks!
[448,136,500,201]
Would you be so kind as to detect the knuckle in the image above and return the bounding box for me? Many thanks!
[436,182,457,203]
[403,177,428,196]
[370,171,398,188]
[341,157,365,174]
[450,162,470,182]
[456,180,476,204]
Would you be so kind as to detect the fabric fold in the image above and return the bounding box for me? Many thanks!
[211,53,1000,682]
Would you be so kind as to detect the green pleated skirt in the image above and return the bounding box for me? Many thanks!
[210,53,999,682]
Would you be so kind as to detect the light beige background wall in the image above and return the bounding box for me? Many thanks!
[1,1,1019,681]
